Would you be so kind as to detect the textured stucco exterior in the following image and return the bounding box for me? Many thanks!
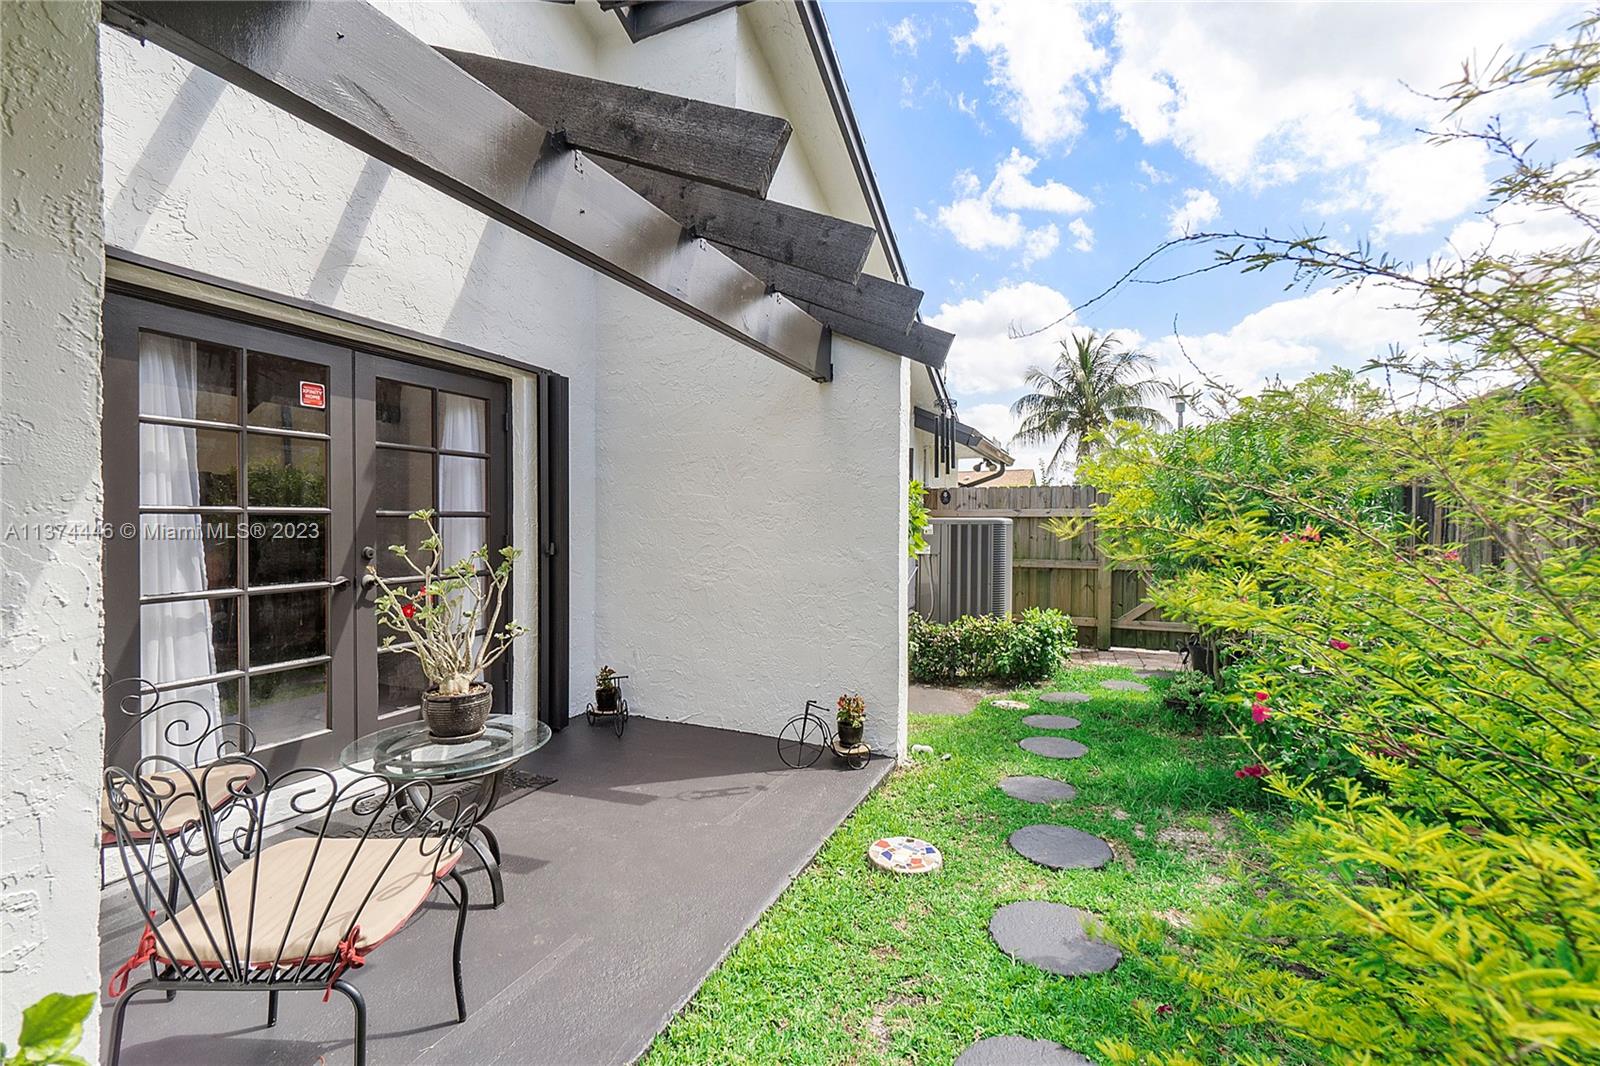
[96,0,910,752]
[0,0,106,1043]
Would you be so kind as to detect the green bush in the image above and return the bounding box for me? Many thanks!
[1158,670,1217,728]
[908,608,1075,685]
[1084,23,1600,1065]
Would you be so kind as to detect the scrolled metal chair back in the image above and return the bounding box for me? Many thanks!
[105,757,479,989]
[106,677,257,769]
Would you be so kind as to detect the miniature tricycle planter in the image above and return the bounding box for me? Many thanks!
[585,668,629,737]
[777,699,870,770]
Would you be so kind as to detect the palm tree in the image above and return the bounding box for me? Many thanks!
[1009,331,1169,476]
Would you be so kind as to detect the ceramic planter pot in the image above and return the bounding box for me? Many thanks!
[423,683,493,739]
[836,719,864,748]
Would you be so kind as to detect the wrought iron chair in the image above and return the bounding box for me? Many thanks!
[99,678,259,869]
[102,755,477,1066]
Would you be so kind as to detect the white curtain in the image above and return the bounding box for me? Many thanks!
[438,393,486,570]
[139,333,221,762]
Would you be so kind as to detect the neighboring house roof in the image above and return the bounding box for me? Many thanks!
[959,468,1036,487]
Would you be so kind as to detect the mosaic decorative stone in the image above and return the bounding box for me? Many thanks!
[999,776,1078,804]
[1040,692,1090,704]
[992,699,1031,710]
[868,836,943,875]
[1021,714,1080,730]
[989,901,1122,977]
[955,1037,1095,1066]
[1100,679,1150,692]
[1019,736,1088,759]
[1008,824,1113,869]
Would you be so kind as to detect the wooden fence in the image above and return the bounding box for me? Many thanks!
[924,485,1193,650]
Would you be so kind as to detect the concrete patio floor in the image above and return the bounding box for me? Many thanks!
[97,718,890,1066]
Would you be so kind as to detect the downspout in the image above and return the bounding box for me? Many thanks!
[964,462,1010,487]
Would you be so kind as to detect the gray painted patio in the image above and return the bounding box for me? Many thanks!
[98,717,889,1065]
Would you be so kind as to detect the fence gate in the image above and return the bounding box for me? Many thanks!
[923,485,1193,650]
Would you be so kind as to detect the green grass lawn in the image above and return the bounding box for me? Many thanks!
[643,663,1288,1065]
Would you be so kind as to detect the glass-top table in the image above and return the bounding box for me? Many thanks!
[339,716,551,907]
[340,716,551,782]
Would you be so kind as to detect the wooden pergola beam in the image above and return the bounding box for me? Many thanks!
[718,246,922,334]
[601,161,873,283]
[799,304,952,370]
[617,1,746,41]
[438,47,790,198]
[102,0,831,381]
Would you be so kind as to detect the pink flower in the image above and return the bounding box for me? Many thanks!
[1299,525,1322,543]
[1251,702,1272,724]
[1442,549,1460,563]
[1329,638,1351,651]
[1235,763,1267,779]
[1254,691,1269,702]
[1155,1003,1174,1016]
[1532,635,1553,645]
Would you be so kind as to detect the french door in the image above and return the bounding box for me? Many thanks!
[104,294,510,773]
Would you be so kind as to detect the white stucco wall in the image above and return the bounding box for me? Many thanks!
[0,0,106,1045]
[97,0,911,753]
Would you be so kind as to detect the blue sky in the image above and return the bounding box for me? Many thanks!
[820,1,1587,475]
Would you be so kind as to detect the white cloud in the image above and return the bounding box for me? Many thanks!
[1138,160,1172,184]
[1167,188,1219,236]
[1068,218,1095,252]
[1444,164,1597,258]
[955,0,1106,149]
[1101,3,1567,188]
[1149,284,1427,393]
[1364,139,1492,236]
[887,15,927,56]
[926,282,1076,395]
[935,150,1093,262]
[1022,223,1060,266]
[990,148,1094,214]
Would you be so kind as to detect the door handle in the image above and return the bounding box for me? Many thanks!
[330,575,350,591]
[360,573,379,590]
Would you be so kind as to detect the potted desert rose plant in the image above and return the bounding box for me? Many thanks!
[836,693,866,748]
[368,509,526,740]
[595,666,621,713]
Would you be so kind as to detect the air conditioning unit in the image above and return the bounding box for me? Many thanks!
[915,517,1013,622]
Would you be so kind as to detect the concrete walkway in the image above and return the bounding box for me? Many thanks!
[98,718,889,1066]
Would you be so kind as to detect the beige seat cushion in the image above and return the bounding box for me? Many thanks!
[154,835,460,968]
[101,764,259,840]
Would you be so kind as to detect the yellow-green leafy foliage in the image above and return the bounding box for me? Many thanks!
[1077,19,1600,1065]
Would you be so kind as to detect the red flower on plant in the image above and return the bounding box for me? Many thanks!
[1329,638,1351,651]
[1235,763,1267,779]
[1254,691,1269,702]
[401,603,416,619]
[1532,635,1553,645]
[1442,549,1460,563]
[1299,524,1322,542]
[1251,702,1272,724]
[1155,1003,1175,1017]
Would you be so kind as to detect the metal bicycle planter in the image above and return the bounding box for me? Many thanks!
[776,699,870,770]
[585,673,630,737]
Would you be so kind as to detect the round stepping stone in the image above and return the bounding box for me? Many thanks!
[1101,678,1149,692]
[868,836,943,874]
[1040,691,1090,704]
[1137,669,1177,681]
[956,1038,1094,1066]
[1009,824,1113,869]
[1021,714,1079,730]
[1019,736,1087,759]
[989,901,1122,976]
[999,776,1077,804]
[992,699,1031,710]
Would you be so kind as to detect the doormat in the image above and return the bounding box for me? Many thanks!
[300,772,558,840]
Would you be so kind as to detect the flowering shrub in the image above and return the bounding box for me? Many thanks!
[1084,22,1600,1065]
[907,608,1075,684]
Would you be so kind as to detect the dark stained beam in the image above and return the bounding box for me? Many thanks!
[438,48,790,198]
[101,0,831,381]
[618,1,745,42]
[600,161,874,283]
[717,247,922,335]
[795,302,951,370]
